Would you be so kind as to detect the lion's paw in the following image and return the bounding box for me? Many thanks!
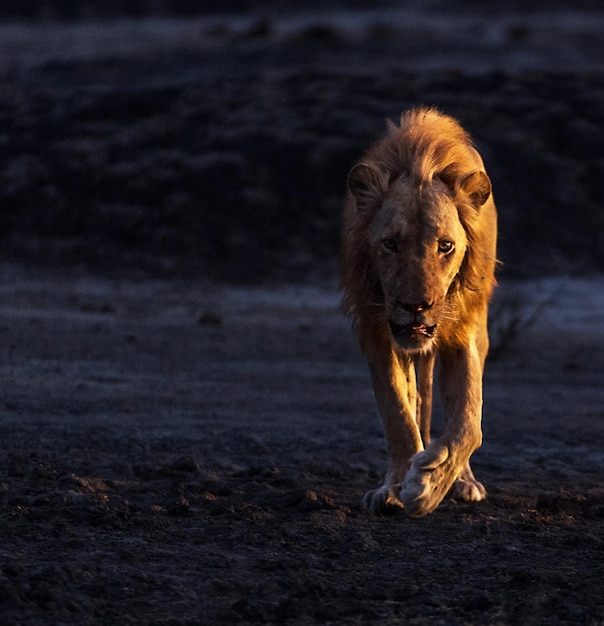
[363,485,404,514]
[450,465,487,503]
[400,443,460,517]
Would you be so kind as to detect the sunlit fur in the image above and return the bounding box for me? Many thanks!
[341,107,498,517]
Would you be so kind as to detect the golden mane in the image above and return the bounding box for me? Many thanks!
[371,108,475,186]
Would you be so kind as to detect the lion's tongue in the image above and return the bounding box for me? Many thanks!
[389,320,435,338]
[411,323,435,336]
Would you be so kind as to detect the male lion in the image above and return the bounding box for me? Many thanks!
[342,108,497,517]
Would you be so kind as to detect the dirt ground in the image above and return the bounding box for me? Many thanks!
[0,267,602,625]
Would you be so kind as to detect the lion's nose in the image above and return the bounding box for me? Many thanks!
[401,300,434,313]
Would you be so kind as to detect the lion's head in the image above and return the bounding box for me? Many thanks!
[342,108,496,353]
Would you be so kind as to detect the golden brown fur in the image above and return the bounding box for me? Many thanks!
[342,108,497,516]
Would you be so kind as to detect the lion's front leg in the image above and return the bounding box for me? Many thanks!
[401,343,485,517]
[363,341,423,514]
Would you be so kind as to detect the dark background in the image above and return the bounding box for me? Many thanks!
[1,6,603,625]
[0,0,602,20]
[0,0,603,282]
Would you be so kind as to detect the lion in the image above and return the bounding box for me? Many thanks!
[341,107,497,517]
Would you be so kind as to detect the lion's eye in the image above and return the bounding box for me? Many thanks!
[438,240,454,254]
[381,238,398,253]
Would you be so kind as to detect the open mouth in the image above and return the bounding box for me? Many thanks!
[389,321,437,341]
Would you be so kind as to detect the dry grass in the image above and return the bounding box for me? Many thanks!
[488,282,562,358]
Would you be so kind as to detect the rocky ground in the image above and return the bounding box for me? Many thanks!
[0,4,603,625]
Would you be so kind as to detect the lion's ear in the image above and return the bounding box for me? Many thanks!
[459,171,492,207]
[438,166,492,209]
[347,163,384,213]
